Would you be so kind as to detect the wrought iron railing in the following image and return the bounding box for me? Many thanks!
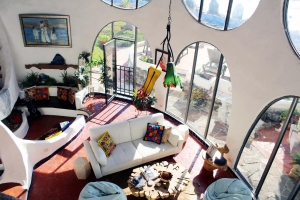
[116,65,133,97]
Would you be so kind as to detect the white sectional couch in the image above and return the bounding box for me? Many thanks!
[83,113,184,179]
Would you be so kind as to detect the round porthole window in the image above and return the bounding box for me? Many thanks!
[182,0,260,30]
[102,0,151,9]
[284,0,300,57]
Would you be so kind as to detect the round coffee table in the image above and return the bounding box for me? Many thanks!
[127,161,190,200]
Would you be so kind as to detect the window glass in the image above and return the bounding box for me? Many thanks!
[228,0,260,29]
[102,0,151,9]
[166,43,195,122]
[186,44,220,135]
[259,101,300,199]
[237,98,300,197]
[114,21,135,40]
[206,61,231,146]
[286,0,300,55]
[113,0,136,9]
[182,0,260,30]
[201,0,229,30]
[183,0,200,21]
[92,21,151,94]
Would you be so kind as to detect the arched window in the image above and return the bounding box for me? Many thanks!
[284,0,300,58]
[166,42,232,146]
[102,0,151,9]
[182,0,260,30]
[236,97,300,199]
[92,21,152,94]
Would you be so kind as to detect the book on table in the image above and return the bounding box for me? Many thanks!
[131,175,146,188]
[142,167,159,181]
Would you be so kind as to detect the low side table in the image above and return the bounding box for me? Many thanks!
[74,157,91,179]
[128,161,190,200]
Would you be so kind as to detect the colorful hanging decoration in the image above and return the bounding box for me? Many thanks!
[163,62,182,88]
[142,66,162,95]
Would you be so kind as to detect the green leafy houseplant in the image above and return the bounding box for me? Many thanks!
[132,88,157,110]
[19,71,39,89]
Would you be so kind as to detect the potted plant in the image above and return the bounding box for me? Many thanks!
[132,88,157,111]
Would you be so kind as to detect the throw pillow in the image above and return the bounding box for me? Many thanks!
[35,87,49,101]
[90,140,107,165]
[158,122,172,144]
[24,86,36,101]
[68,88,75,104]
[97,131,117,157]
[143,123,164,144]
[57,87,69,101]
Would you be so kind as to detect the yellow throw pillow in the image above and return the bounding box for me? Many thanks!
[45,131,62,140]
[158,122,172,143]
[97,131,116,157]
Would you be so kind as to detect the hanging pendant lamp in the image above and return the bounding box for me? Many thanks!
[142,0,182,95]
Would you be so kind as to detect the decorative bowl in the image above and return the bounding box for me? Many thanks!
[160,171,173,183]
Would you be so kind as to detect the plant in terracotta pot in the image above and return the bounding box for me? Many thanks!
[132,88,157,111]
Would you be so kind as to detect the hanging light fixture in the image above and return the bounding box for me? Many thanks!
[160,0,182,89]
[142,0,182,95]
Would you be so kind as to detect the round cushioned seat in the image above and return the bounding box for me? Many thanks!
[79,181,127,200]
[204,178,252,200]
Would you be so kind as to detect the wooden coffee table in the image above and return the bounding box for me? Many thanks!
[127,161,190,200]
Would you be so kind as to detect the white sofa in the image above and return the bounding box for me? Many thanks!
[83,113,184,179]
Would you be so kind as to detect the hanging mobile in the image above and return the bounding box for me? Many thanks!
[142,0,182,95]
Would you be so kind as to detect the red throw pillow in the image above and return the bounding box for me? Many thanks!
[143,123,165,144]
[57,87,68,101]
[35,87,49,100]
[68,88,75,104]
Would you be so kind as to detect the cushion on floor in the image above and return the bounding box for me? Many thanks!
[101,142,143,176]
[204,178,252,200]
[79,181,126,200]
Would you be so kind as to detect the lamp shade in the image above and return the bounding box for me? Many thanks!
[163,62,182,88]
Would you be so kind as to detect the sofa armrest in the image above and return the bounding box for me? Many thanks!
[177,134,184,151]
[83,140,103,179]
[168,129,184,151]
[75,87,88,109]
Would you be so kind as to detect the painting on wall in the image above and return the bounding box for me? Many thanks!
[19,14,72,47]
[155,49,169,72]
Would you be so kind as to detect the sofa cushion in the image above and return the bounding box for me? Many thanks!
[168,129,180,146]
[158,122,172,143]
[97,132,117,157]
[101,142,143,176]
[143,123,164,144]
[128,113,164,141]
[57,87,69,101]
[24,86,36,100]
[89,121,131,144]
[132,138,178,163]
[68,88,75,104]
[90,140,107,165]
[35,87,50,101]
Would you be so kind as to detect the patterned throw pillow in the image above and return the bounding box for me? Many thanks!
[68,88,75,104]
[57,87,68,101]
[143,123,165,144]
[158,122,172,144]
[97,131,117,157]
[24,86,36,100]
[35,87,49,100]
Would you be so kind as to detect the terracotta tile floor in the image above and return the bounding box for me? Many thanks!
[0,95,234,200]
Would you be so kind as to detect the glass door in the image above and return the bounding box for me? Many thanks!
[103,39,117,104]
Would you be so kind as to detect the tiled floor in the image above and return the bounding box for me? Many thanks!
[0,95,234,199]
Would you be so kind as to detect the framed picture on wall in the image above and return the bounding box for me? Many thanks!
[155,49,169,72]
[19,14,72,47]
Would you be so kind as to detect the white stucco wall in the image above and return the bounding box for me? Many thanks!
[0,0,300,168]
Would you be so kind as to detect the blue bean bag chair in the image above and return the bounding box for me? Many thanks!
[79,181,127,200]
[204,178,252,200]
